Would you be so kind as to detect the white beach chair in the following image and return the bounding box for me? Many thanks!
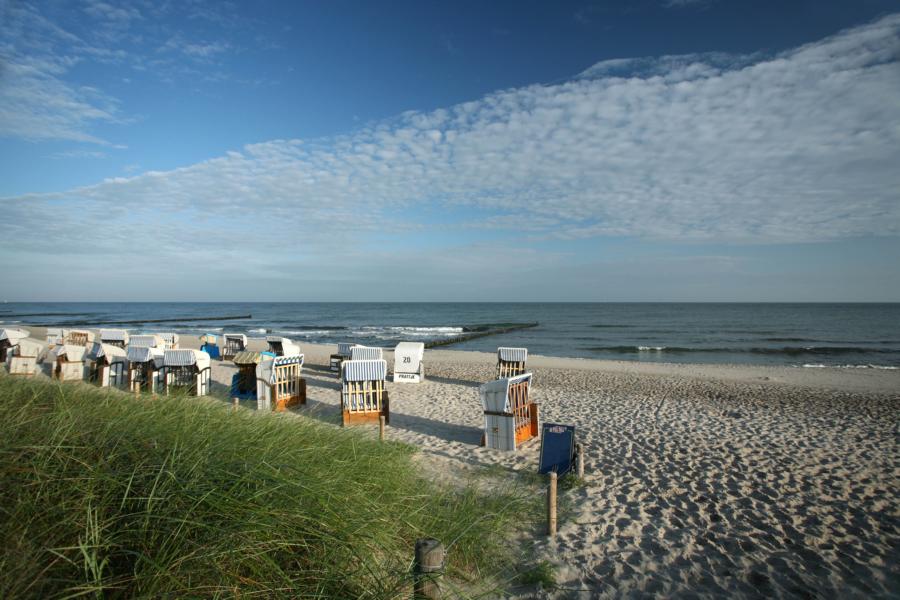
[393,342,425,383]
[87,342,129,388]
[129,334,164,349]
[480,372,539,451]
[99,329,129,349]
[6,338,45,376]
[52,344,87,381]
[45,328,67,348]
[340,359,389,426]
[222,333,247,360]
[257,354,307,411]
[497,347,528,379]
[162,349,212,396]
[266,336,301,357]
[126,345,166,393]
[157,332,179,350]
[0,327,30,363]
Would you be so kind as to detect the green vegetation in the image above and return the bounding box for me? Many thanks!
[516,560,557,590]
[0,376,534,598]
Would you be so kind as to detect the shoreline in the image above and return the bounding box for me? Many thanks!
[17,324,900,395]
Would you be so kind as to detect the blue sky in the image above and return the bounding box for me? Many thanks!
[1,0,899,301]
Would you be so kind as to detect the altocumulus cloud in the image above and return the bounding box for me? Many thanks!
[2,14,900,297]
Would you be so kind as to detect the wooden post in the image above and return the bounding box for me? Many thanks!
[379,415,385,441]
[548,471,557,537]
[413,538,444,599]
[576,443,584,478]
[232,397,239,412]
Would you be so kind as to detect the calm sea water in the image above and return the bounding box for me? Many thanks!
[2,303,899,369]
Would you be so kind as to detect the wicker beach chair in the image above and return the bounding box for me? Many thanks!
[480,372,539,451]
[340,359,389,426]
[257,354,307,411]
[497,347,528,379]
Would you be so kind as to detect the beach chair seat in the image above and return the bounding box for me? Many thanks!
[340,359,389,426]
[99,329,129,349]
[257,354,306,411]
[222,333,247,360]
[393,342,425,383]
[497,347,528,379]
[162,349,211,396]
[480,372,539,451]
[126,346,165,393]
[86,342,129,388]
[330,342,356,372]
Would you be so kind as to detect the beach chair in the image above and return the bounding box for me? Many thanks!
[231,351,263,400]
[99,329,129,349]
[6,338,44,376]
[350,346,383,361]
[479,373,539,451]
[87,342,129,388]
[45,328,67,348]
[52,344,87,381]
[65,329,95,347]
[199,334,220,360]
[129,334,164,349]
[161,349,212,396]
[0,328,30,362]
[126,346,165,393]
[340,359,389,426]
[393,342,425,383]
[222,333,247,360]
[497,347,528,379]
[330,342,356,372]
[257,354,307,411]
[157,332,179,350]
[266,336,300,357]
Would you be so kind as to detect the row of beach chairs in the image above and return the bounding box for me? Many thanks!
[5,325,537,452]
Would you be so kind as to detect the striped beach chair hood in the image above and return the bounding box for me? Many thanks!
[127,346,164,364]
[54,344,87,362]
[498,347,528,362]
[257,354,304,383]
[129,334,163,348]
[100,329,129,343]
[350,346,383,361]
[164,349,211,370]
[0,328,30,344]
[342,359,387,382]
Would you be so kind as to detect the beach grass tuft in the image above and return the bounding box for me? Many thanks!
[0,375,533,598]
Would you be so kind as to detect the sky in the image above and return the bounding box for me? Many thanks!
[1,0,899,302]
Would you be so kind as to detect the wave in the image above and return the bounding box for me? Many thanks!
[801,364,899,370]
[248,328,268,334]
[590,324,635,328]
[588,345,900,356]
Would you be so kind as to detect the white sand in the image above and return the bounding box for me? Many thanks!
[15,328,900,597]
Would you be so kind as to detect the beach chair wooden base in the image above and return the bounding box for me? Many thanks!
[8,356,37,376]
[55,361,84,382]
[273,378,307,411]
[341,391,390,427]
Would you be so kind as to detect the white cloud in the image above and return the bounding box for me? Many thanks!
[2,14,900,297]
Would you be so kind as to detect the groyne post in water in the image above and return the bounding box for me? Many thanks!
[424,322,539,349]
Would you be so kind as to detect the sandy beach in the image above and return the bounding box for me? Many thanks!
[13,327,900,597]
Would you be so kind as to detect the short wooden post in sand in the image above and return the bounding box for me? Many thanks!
[576,443,584,478]
[413,538,444,599]
[379,415,386,441]
[232,397,239,412]
[548,471,558,537]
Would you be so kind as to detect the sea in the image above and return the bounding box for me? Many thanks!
[2,302,899,369]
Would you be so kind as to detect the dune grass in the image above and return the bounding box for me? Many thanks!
[0,375,536,598]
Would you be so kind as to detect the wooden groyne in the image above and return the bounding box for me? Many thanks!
[425,322,538,349]
[43,314,253,327]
